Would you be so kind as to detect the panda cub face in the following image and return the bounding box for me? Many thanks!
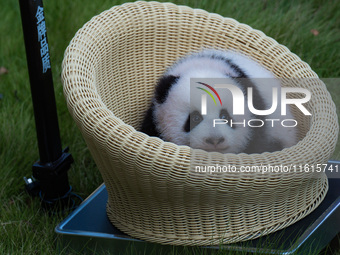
[186,78,253,153]
[153,70,252,154]
[141,49,298,154]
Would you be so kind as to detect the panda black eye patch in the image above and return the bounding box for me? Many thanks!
[219,109,231,120]
[219,109,234,128]
[183,111,203,132]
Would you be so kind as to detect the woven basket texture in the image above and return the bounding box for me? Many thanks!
[62,1,338,246]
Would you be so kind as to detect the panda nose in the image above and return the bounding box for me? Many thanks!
[205,137,225,146]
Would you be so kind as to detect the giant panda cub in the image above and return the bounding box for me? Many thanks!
[141,49,298,154]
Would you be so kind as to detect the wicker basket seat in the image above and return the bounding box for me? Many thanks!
[62,1,338,246]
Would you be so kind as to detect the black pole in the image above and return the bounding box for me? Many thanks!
[19,0,74,206]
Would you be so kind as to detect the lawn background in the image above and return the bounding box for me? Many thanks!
[1,0,339,254]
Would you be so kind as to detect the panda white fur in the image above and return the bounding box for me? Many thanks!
[141,49,298,154]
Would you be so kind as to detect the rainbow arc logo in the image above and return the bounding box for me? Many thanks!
[196,82,222,106]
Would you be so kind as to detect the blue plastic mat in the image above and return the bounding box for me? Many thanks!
[56,161,340,254]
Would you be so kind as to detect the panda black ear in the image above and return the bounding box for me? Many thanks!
[155,75,179,104]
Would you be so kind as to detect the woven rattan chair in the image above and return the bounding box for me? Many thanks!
[62,1,338,246]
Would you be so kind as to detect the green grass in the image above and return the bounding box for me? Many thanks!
[1,0,340,254]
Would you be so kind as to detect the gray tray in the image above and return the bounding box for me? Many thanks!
[56,161,340,254]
